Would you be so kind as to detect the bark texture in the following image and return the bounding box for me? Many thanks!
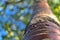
[23,0,60,40]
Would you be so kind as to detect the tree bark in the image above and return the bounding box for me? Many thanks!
[23,0,60,40]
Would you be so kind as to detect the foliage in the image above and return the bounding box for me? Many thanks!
[0,0,33,40]
[48,0,60,20]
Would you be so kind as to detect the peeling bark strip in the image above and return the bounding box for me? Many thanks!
[23,0,60,40]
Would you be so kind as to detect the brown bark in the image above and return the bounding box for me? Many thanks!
[23,0,60,40]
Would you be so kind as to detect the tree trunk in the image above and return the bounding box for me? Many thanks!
[23,0,60,40]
